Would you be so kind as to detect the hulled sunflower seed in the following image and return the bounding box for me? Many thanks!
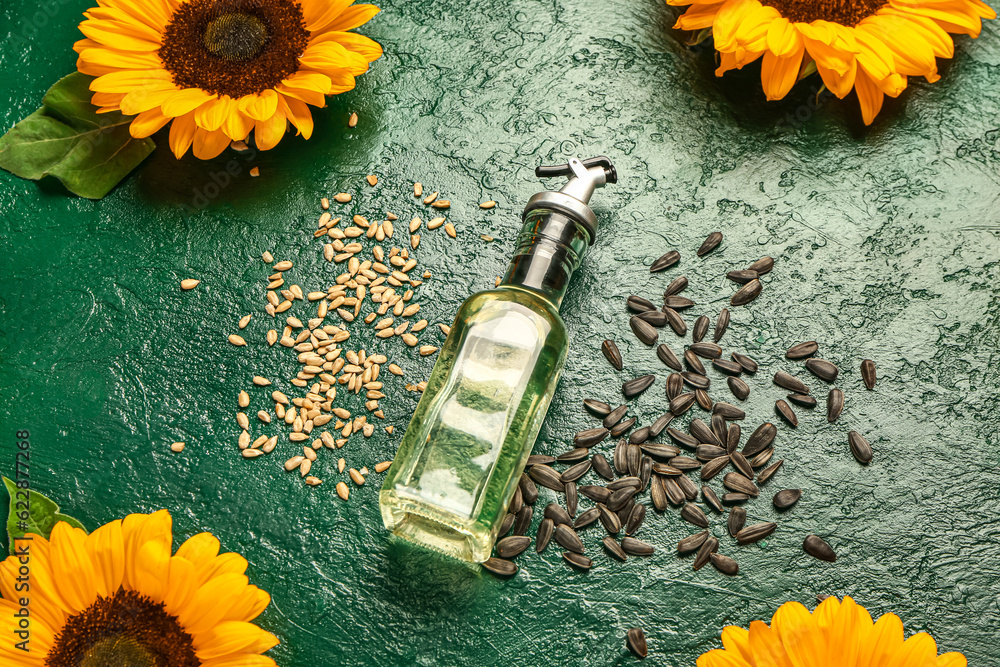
[562,552,593,570]
[621,536,655,556]
[728,506,746,537]
[737,522,777,545]
[584,398,612,417]
[848,430,872,464]
[806,358,840,382]
[861,359,876,390]
[678,529,710,553]
[180,278,201,290]
[774,371,810,394]
[663,307,687,336]
[681,503,709,528]
[630,316,658,345]
[714,308,730,343]
[603,536,628,561]
[693,315,710,343]
[663,275,688,296]
[697,231,723,256]
[756,458,783,485]
[726,269,758,284]
[693,536,719,570]
[731,279,762,306]
[775,399,798,427]
[785,341,818,359]
[803,535,837,562]
[482,557,517,576]
[827,388,844,422]
[666,373,684,400]
[669,393,695,415]
[592,453,615,481]
[787,393,817,408]
[743,422,777,457]
[723,472,759,497]
[602,339,624,370]
[650,250,680,272]
[773,489,802,509]
[710,553,739,576]
[623,374,656,398]
[604,404,629,428]
[536,518,554,552]
[700,456,730,481]
[574,507,601,529]
[728,376,750,401]
[496,536,531,558]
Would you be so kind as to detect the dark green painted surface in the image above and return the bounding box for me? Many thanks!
[2,0,1000,664]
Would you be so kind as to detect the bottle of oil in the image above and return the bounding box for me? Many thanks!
[379,156,618,563]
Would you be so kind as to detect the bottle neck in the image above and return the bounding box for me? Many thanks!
[500,209,590,309]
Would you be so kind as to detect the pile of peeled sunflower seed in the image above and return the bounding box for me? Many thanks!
[483,231,877,586]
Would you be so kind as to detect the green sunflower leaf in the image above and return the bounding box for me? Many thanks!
[3,477,87,557]
[0,72,155,199]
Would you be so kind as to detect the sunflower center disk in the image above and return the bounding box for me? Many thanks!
[159,0,310,98]
[760,0,885,26]
[45,589,200,667]
[204,12,269,61]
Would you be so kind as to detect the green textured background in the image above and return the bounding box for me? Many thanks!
[2,0,1000,664]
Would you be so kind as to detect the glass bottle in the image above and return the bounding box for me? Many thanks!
[380,157,618,563]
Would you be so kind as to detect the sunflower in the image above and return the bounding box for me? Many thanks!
[0,510,278,666]
[698,596,967,667]
[73,0,382,159]
[668,0,996,124]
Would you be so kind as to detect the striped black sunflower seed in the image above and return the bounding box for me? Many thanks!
[608,486,638,512]
[727,506,746,537]
[861,359,876,390]
[785,341,818,359]
[748,256,774,275]
[513,505,533,535]
[621,536,655,556]
[731,352,759,373]
[684,350,706,375]
[731,279,762,306]
[730,451,753,479]
[714,308,730,343]
[627,444,641,476]
[787,393,817,408]
[722,492,749,504]
[702,486,723,513]
[657,344,682,371]
[697,444,728,461]
[681,503,709,528]
[756,459,783,486]
[625,503,646,534]
[544,502,572,526]
[650,476,668,511]
[638,310,667,327]
[652,462,683,476]
[519,474,538,505]
[711,413,728,443]
[663,275,688,296]
[574,506,600,530]
[664,295,694,309]
[610,417,637,438]
[695,389,713,411]
[557,448,589,463]
[641,443,681,459]
[827,388,844,422]
[690,342,723,359]
[650,250,680,272]
[773,489,802,509]
[710,553,739,576]
[663,307,687,336]
[690,418,722,447]
[497,535,531,558]
[723,472,759,497]
[483,557,517,576]
[553,524,584,553]
[666,373,684,400]
[700,456,730,481]
[728,376,750,401]
[535,518,554,552]
[604,404,628,428]
[599,504,622,535]
[693,315,710,343]
[508,486,523,515]
[683,371,710,389]
[626,295,655,312]
[499,512,515,536]
[627,627,648,658]
[603,535,628,561]
[630,316,658,345]
[712,359,743,375]
[669,393,695,415]
[678,529,709,553]
[669,456,701,471]
[727,423,741,454]
[737,522,777,545]
[575,426,610,448]
[583,398,612,417]
[697,231,723,256]
[806,358,839,383]
[562,460,590,483]
[602,339,624,370]
[742,422,777,457]
[614,439,628,474]
[529,465,564,492]
[662,477,685,505]
[649,412,675,438]
[726,269,758,284]
[527,454,555,466]
[639,456,653,491]
[693,536,719,570]
[666,427,698,449]
[775,399,798,427]
[592,453,614,481]
[774,371,810,394]
[676,473,699,501]
[623,374,656,399]
[848,430,872,464]
[579,485,612,504]
[803,535,837,562]
[608,478,641,492]
[713,402,745,420]
[751,448,774,468]
[562,551,592,570]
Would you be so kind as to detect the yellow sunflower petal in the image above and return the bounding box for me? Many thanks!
[194,620,279,659]
[0,599,52,664]
[697,648,753,667]
[676,2,727,30]
[761,48,804,100]
[239,90,280,122]
[83,8,164,42]
[91,91,127,110]
[302,0,355,32]
[772,601,826,667]
[299,41,371,77]
[162,554,199,617]
[812,596,840,636]
[83,518,125,598]
[201,655,278,667]
[828,595,863,665]
[891,2,983,35]
[175,532,221,571]
[132,538,172,603]
[96,0,173,34]
[721,625,752,663]
[936,653,967,667]
[48,522,98,614]
[177,573,252,635]
[193,128,233,160]
[0,539,67,631]
[858,16,938,77]
[310,31,384,63]
[857,612,904,667]
[78,20,161,51]
[712,0,757,51]
[223,109,256,142]
[326,71,358,95]
[855,69,885,125]
[815,55,858,98]
[120,82,181,115]
[90,68,172,94]
[749,619,794,667]
[161,88,218,118]
[196,96,236,132]
[121,509,173,590]
[323,4,381,32]
[76,47,162,76]
[280,95,315,139]
[766,17,803,57]
[887,632,938,667]
[874,10,954,58]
